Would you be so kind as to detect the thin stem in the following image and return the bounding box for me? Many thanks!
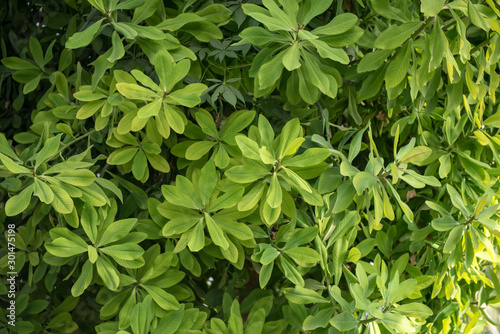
[55,129,97,156]
[471,36,492,54]
[325,277,336,308]
[411,16,435,40]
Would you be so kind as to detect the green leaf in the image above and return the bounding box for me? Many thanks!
[220,110,256,144]
[421,0,446,16]
[266,173,282,209]
[284,286,328,304]
[116,83,158,100]
[370,0,408,22]
[29,37,44,67]
[209,186,244,212]
[385,41,411,88]
[23,74,42,94]
[387,183,414,222]
[330,312,357,331]
[280,255,304,286]
[55,169,96,186]
[195,109,219,139]
[0,154,30,174]
[260,247,280,265]
[34,178,54,204]
[66,19,105,49]
[96,256,120,291]
[100,243,144,261]
[228,300,244,334]
[161,184,200,210]
[353,171,377,195]
[399,146,432,164]
[468,1,490,31]
[309,39,349,63]
[284,227,318,249]
[2,57,38,70]
[242,4,291,31]
[381,312,416,333]
[199,160,217,205]
[351,283,370,310]
[357,66,386,101]
[301,0,334,25]
[205,213,229,250]
[257,50,285,89]
[132,150,148,180]
[45,237,87,257]
[151,308,184,334]
[50,185,74,214]
[259,262,274,288]
[74,89,107,101]
[137,99,162,119]
[113,22,138,39]
[168,89,203,108]
[282,43,301,71]
[303,308,336,331]
[374,22,423,49]
[49,227,88,249]
[238,182,266,211]
[432,216,459,231]
[278,118,301,158]
[262,0,295,29]
[107,147,139,165]
[115,0,146,10]
[179,21,223,42]
[164,104,186,134]
[95,178,123,203]
[146,153,170,173]
[443,225,464,253]
[36,134,62,168]
[71,260,93,297]
[132,0,162,24]
[226,163,270,183]
[259,147,275,165]
[286,247,320,266]
[332,181,355,213]
[88,245,98,263]
[282,167,312,193]
[358,49,392,73]
[98,218,137,246]
[127,24,165,40]
[81,203,98,244]
[239,27,288,46]
[76,100,106,119]
[282,138,305,158]
[0,134,20,160]
[108,31,125,63]
[320,26,364,47]
[235,135,261,161]
[5,185,33,216]
[196,4,232,24]
[313,13,358,35]
[156,13,203,31]
[162,216,200,237]
[130,298,152,334]
[391,278,417,303]
[185,141,216,160]
[397,303,433,318]
[141,285,180,311]
[188,221,205,252]
[284,148,330,167]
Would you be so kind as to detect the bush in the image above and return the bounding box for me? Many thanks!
[1,0,500,333]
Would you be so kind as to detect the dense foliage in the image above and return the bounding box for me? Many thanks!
[1,0,500,333]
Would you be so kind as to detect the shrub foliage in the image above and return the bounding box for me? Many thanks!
[1,0,500,333]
